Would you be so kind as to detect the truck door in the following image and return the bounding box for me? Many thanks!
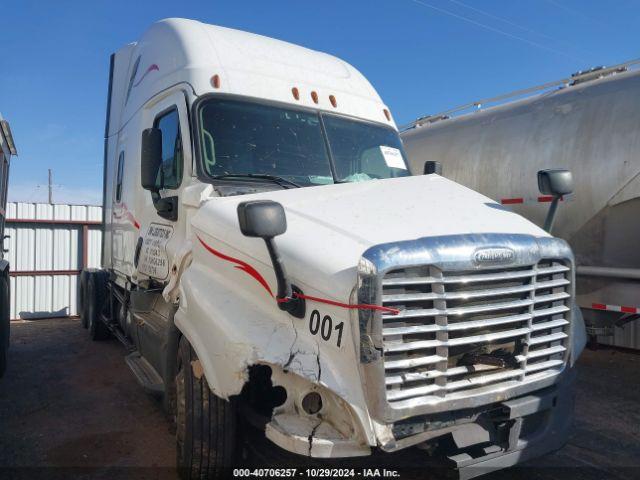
[134,91,191,377]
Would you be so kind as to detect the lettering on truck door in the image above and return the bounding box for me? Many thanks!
[138,223,173,280]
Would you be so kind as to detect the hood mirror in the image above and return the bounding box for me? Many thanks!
[238,200,287,238]
[237,200,305,318]
[537,169,573,233]
[538,169,574,197]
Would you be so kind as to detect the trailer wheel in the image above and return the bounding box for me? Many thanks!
[86,271,110,341]
[175,336,236,479]
[79,270,90,329]
[0,274,10,377]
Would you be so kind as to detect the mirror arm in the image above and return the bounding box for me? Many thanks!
[543,196,561,233]
[262,237,305,318]
[264,238,292,301]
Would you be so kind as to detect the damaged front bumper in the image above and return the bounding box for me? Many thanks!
[261,367,575,478]
[266,414,371,458]
[394,367,575,478]
[455,368,575,479]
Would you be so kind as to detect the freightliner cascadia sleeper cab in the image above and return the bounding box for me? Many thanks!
[81,18,586,479]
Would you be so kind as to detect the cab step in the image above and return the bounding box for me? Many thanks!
[124,351,164,395]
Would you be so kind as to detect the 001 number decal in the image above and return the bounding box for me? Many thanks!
[309,310,344,347]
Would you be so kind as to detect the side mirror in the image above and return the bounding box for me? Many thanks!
[237,201,305,318]
[424,161,442,175]
[538,169,574,196]
[238,200,287,238]
[537,169,573,233]
[141,128,162,191]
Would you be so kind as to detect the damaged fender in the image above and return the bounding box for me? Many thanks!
[174,255,378,451]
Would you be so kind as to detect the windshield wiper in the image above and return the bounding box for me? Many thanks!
[211,173,302,189]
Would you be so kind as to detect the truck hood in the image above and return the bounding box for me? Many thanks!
[191,174,549,300]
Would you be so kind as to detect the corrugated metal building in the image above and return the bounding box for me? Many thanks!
[5,202,102,320]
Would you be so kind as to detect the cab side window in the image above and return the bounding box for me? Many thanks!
[153,108,183,190]
[115,151,125,203]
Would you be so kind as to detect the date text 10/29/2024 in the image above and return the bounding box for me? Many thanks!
[233,468,401,478]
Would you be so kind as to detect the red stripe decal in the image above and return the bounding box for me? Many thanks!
[501,198,524,205]
[133,64,159,87]
[592,303,607,310]
[621,306,637,314]
[537,195,564,202]
[197,235,274,297]
[197,235,400,315]
[278,292,400,315]
[113,203,140,230]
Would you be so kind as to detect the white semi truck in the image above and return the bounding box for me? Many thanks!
[82,18,586,479]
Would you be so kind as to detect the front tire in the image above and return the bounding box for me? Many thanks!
[176,336,236,479]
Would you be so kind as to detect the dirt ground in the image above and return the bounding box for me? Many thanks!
[0,318,638,480]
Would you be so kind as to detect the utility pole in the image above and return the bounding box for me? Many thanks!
[48,169,53,204]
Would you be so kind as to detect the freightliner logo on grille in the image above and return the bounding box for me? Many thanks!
[473,247,516,265]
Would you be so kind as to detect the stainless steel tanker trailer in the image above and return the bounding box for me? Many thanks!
[401,60,640,348]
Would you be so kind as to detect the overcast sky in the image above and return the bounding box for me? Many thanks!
[1,0,638,204]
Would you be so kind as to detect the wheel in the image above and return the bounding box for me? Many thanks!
[86,271,110,341]
[0,274,10,377]
[79,270,90,328]
[176,336,236,479]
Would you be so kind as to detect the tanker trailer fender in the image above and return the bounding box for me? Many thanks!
[607,163,640,207]
[570,303,587,366]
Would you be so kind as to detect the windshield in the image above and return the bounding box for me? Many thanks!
[197,98,410,187]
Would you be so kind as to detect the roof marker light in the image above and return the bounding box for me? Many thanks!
[211,74,221,89]
[384,109,391,121]
[292,87,300,100]
[329,95,337,108]
[311,91,319,104]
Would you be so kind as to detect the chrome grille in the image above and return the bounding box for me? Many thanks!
[381,260,571,405]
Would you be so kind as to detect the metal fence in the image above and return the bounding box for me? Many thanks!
[5,202,102,320]
[600,321,640,350]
